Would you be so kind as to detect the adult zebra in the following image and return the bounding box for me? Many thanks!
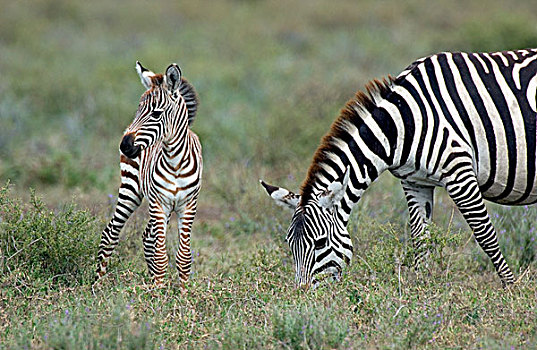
[96,62,202,287]
[261,49,537,289]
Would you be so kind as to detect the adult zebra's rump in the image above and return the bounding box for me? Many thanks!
[96,62,202,287]
[262,49,537,289]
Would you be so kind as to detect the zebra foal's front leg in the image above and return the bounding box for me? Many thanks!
[175,197,199,286]
[401,181,434,270]
[142,204,170,287]
[96,184,142,280]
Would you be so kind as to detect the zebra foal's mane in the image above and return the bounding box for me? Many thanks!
[300,76,395,204]
[179,77,199,126]
[144,74,199,127]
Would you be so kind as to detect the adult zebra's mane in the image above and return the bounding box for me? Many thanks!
[145,74,199,127]
[300,76,395,204]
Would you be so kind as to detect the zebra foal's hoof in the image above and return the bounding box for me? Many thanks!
[95,263,107,281]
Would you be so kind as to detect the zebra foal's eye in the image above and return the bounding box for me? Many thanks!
[152,109,164,118]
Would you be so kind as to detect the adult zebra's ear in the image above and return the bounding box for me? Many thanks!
[136,61,156,90]
[260,180,300,211]
[318,166,350,209]
[165,63,182,94]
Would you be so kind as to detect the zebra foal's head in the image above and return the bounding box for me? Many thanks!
[260,169,353,290]
[120,61,198,159]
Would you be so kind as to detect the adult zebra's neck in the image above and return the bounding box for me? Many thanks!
[300,77,399,219]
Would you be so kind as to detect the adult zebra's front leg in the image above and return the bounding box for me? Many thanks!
[175,197,199,286]
[401,181,434,270]
[445,168,515,286]
[143,204,170,286]
[96,182,143,280]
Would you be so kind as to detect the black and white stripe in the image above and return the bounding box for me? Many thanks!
[262,49,537,288]
[96,62,202,287]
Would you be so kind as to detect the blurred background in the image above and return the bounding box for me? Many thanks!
[2,0,537,260]
[2,0,537,201]
[2,0,537,263]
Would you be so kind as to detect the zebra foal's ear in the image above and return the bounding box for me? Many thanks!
[318,166,350,209]
[165,63,182,94]
[260,180,300,210]
[136,61,156,90]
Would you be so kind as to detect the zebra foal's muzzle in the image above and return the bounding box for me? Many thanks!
[120,133,142,159]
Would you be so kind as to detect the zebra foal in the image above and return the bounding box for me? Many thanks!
[262,49,537,289]
[96,62,202,287]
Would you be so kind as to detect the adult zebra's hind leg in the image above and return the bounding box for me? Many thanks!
[96,183,142,280]
[175,197,198,287]
[401,181,434,270]
[445,170,515,286]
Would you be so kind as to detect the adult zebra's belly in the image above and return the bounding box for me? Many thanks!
[473,110,537,205]
[482,184,537,205]
[479,154,537,205]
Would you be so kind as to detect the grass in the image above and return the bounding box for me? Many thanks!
[1,0,537,349]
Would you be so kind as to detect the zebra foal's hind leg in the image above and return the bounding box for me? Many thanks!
[175,197,199,287]
[445,169,515,286]
[96,183,142,280]
[401,181,434,270]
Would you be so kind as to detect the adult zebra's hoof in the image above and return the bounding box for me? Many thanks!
[501,278,515,289]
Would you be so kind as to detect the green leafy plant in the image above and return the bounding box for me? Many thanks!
[0,182,99,290]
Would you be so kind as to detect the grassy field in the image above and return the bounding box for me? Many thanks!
[1,0,537,348]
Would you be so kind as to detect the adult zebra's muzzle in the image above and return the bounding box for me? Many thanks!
[308,262,343,290]
[120,133,142,159]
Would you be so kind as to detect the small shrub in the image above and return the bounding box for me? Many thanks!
[0,182,99,290]
[358,222,411,275]
[424,222,464,269]
[272,303,348,350]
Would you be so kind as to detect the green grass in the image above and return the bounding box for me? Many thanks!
[1,0,537,349]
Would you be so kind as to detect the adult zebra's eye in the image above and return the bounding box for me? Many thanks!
[314,237,327,249]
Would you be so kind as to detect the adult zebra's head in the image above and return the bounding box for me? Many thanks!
[260,168,353,289]
[120,61,198,159]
